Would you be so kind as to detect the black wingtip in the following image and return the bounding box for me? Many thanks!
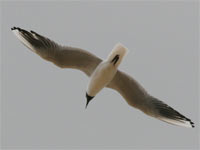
[30,30,39,36]
[30,30,35,33]
[11,27,21,31]
[190,121,195,128]
[11,26,17,30]
[184,117,195,128]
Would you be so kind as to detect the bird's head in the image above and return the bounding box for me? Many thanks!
[85,93,94,108]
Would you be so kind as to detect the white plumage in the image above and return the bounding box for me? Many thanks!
[87,43,128,97]
[85,43,128,107]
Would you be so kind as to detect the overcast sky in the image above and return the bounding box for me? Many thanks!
[1,1,199,149]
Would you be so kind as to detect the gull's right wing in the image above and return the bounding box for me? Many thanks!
[108,71,194,128]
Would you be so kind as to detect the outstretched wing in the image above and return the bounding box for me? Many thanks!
[109,71,194,128]
[11,27,102,76]
[12,27,194,128]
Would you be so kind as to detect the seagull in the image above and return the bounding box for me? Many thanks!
[11,27,194,128]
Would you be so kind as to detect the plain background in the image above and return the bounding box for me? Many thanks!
[1,1,199,149]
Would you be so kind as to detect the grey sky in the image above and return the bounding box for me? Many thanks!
[1,1,199,149]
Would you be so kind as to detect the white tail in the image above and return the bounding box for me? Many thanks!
[106,43,128,67]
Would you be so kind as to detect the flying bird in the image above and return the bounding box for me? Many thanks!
[11,27,194,128]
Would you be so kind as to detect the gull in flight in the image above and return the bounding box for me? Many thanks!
[11,27,194,128]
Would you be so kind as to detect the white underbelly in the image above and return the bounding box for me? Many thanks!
[87,62,117,96]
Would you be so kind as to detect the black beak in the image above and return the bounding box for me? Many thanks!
[111,54,120,65]
[85,93,94,109]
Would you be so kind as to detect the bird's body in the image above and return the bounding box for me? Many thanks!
[85,43,128,107]
[11,27,194,128]
[87,43,128,97]
[87,61,117,97]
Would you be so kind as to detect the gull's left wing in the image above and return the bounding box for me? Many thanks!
[11,27,102,76]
